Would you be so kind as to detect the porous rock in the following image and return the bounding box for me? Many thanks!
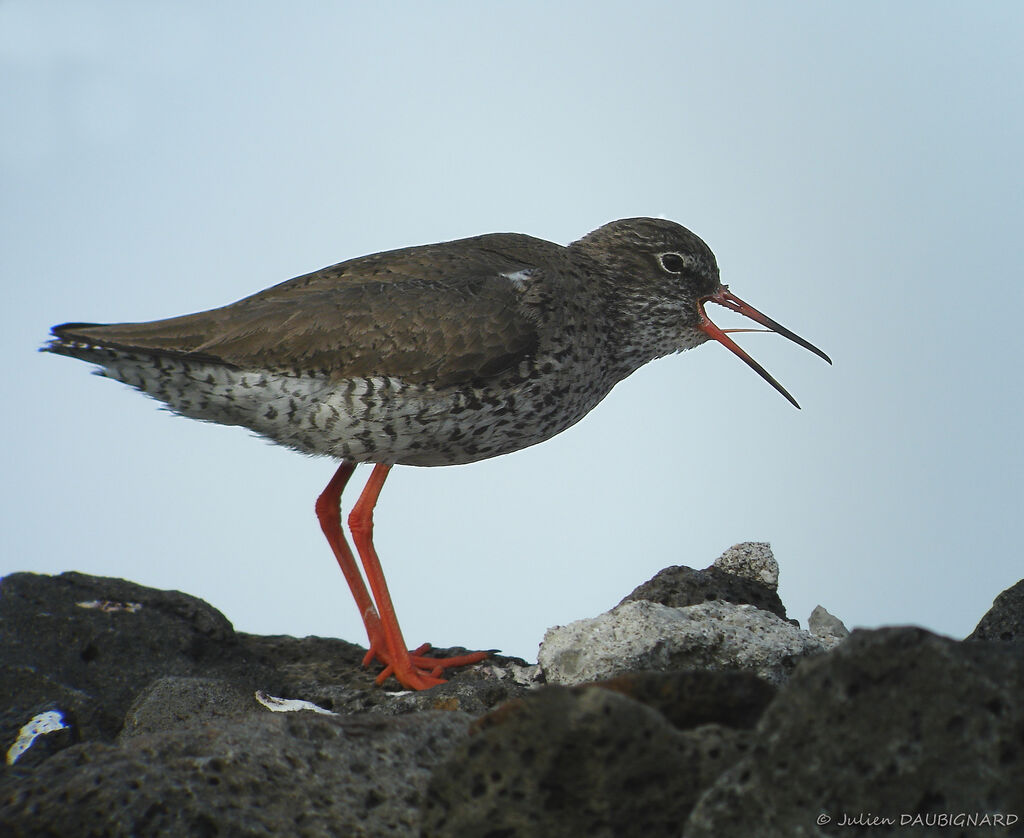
[967,578,1024,643]
[2,709,472,837]
[622,545,787,620]
[6,563,1023,837]
[582,669,777,731]
[712,541,779,589]
[0,570,532,836]
[684,627,1024,837]
[0,572,527,756]
[539,599,826,686]
[0,570,257,748]
[422,683,755,838]
[120,676,261,739]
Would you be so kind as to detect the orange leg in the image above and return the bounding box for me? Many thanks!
[347,463,489,690]
[315,462,386,663]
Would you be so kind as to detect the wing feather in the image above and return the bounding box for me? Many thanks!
[49,233,564,387]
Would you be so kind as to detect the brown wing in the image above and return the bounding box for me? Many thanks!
[50,233,563,387]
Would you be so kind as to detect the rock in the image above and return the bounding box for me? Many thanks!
[967,578,1024,642]
[0,570,534,836]
[239,633,535,717]
[621,547,787,620]
[0,570,275,763]
[2,709,472,837]
[684,627,1024,837]
[120,676,261,739]
[0,573,527,750]
[422,684,756,837]
[712,542,779,589]
[539,599,826,686]
[5,560,1023,837]
[807,604,849,646]
[582,670,777,731]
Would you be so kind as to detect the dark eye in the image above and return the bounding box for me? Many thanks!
[659,252,687,273]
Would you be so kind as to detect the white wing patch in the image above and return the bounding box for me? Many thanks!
[500,269,534,290]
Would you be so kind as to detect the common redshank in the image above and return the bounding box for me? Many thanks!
[44,218,830,690]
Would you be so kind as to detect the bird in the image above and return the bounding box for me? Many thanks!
[44,217,831,690]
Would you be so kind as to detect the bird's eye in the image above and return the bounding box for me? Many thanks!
[659,252,687,273]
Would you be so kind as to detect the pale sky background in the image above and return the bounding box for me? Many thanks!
[3,2,1022,662]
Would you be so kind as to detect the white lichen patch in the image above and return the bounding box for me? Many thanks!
[254,690,336,716]
[76,600,143,613]
[6,710,69,765]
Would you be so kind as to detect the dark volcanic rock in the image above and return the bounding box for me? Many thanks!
[238,633,536,717]
[0,571,532,836]
[968,578,1024,642]
[1,570,277,761]
[684,627,1024,837]
[120,676,262,739]
[422,683,757,838]
[585,669,777,731]
[4,564,1023,837]
[0,573,528,753]
[621,564,787,620]
[2,710,472,837]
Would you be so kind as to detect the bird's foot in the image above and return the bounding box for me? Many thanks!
[363,642,489,690]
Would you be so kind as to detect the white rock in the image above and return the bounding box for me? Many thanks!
[711,542,779,590]
[539,599,826,686]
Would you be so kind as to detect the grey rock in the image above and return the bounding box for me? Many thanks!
[120,676,261,740]
[0,570,534,836]
[7,565,1024,837]
[422,684,754,838]
[0,571,270,745]
[807,604,849,646]
[0,573,528,749]
[621,561,787,620]
[967,578,1024,642]
[712,542,779,589]
[539,599,826,686]
[2,709,472,837]
[581,670,777,731]
[684,627,1024,837]
[239,633,532,717]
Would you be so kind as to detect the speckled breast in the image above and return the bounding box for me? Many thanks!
[85,344,620,467]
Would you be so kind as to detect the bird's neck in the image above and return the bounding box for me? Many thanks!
[595,282,687,381]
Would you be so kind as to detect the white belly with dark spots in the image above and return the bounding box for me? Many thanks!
[88,347,614,466]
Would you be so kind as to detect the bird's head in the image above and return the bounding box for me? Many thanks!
[571,217,831,407]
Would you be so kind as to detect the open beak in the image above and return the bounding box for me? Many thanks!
[697,287,832,409]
